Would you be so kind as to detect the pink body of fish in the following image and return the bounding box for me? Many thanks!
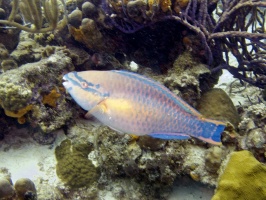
[63,70,226,145]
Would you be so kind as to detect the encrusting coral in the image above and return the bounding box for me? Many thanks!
[212,150,266,200]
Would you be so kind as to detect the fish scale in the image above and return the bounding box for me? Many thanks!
[63,70,226,145]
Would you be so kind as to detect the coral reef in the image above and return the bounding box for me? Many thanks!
[68,17,105,51]
[61,117,233,198]
[10,37,43,65]
[1,59,18,72]
[35,183,64,200]
[0,47,74,132]
[137,135,166,151]
[95,126,186,198]
[0,109,11,140]
[0,43,19,74]
[0,0,265,199]
[212,150,266,200]
[1,0,265,87]
[99,0,266,88]
[0,1,21,51]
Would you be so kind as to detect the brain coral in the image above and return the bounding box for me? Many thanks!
[212,150,266,200]
[55,139,99,188]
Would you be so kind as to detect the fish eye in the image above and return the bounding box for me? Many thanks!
[80,82,88,88]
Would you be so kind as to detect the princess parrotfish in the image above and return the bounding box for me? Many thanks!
[63,70,226,145]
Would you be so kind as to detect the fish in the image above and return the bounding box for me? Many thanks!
[62,70,226,145]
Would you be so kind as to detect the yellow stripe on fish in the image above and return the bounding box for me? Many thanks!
[63,70,226,145]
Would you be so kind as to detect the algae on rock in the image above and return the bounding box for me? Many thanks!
[0,47,74,132]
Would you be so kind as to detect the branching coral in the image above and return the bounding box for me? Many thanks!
[168,0,266,88]
[208,1,266,88]
[101,0,266,88]
[0,0,63,33]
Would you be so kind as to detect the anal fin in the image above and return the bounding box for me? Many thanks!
[148,133,190,140]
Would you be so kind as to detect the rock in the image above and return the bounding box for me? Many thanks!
[197,88,240,128]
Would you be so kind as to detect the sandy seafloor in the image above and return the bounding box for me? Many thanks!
[0,69,242,200]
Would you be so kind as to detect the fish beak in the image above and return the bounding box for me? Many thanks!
[62,76,69,88]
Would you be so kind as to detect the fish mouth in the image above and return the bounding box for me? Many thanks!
[62,76,69,87]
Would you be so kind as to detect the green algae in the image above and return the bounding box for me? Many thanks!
[55,139,99,188]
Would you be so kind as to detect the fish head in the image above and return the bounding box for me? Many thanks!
[63,71,109,111]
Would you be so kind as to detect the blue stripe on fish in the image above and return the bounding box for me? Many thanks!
[72,72,109,97]
[113,70,201,116]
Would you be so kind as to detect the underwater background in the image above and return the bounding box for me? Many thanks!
[0,0,266,199]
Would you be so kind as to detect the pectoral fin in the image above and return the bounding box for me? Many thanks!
[148,133,190,140]
[85,99,108,119]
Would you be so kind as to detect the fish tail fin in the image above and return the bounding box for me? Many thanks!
[196,118,226,145]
